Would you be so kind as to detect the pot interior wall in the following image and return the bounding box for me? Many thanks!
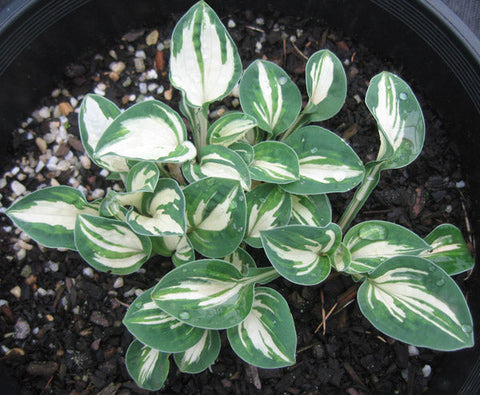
[0,0,479,393]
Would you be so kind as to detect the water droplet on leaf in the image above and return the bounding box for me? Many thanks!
[399,92,408,100]
[436,278,445,287]
[310,147,318,153]
[179,312,190,320]
[461,324,473,333]
[279,76,288,85]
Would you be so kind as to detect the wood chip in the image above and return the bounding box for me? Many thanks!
[146,29,159,45]
[154,50,166,74]
[58,102,73,116]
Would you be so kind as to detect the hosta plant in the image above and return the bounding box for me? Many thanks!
[6,1,475,390]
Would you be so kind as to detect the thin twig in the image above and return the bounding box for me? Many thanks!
[40,375,55,395]
[458,189,476,280]
[320,290,326,335]
[314,302,338,334]
[290,38,308,60]
[114,298,130,308]
[246,25,265,33]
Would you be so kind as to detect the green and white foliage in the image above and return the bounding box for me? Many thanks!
[289,194,331,227]
[421,224,475,275]
[227,287,296,368]
[182,144,251,190]
[245,183,292,248]
[126,179,186,237]
[207,112,258,146]
[6,186,98,250]
[170,1,242,107]
[125,340,170,391]
[261,224,341,285]
[96,100,196,163]
[7,1,475,391]
[78,94,128,173]
[304,50,347,122]
[283,126,364,194]
[151,259,272,329]
[358,256,474,351]
[184,177,246,258]
[75,214,152,274]
[123,287,204,352]
[240,60,302,136]
[249,141,300,184]
[126,162,160,193]
[366,72,425,170]
[174,330,221,373]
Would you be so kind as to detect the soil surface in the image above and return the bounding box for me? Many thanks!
[0,6,474,395]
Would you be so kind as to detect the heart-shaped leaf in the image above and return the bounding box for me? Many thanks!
[245,183,292,247]
[249,141,300,184]
[125,340,170,391]
[304,50,347,121]
[174,330,221,374]
[184,177,246,258]
[78,94,129,172]
[261,224,341,285]
[6,186,98,250]
[358,256,474,351]
[151,259,255,329]
[283,126,364,194]
[170,1,242,107]
[289,194,331,227]
[126,179,186,237]
[227,287,296,368]
[96,100,196,163]
[207,112,258,146]
[421,224,474,275]
[240,60,302,136]
[366,72,425,170]
[182,145,251,190]
[123,287,205,353]
[74,214,152,275]
[223,247,257,275]
[126,161,160,193]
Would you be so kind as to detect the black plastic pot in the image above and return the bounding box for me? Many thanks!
[0,0,479,393]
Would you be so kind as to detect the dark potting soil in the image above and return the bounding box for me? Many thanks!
[0,7,475,395]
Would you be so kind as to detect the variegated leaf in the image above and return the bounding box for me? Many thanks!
[126,161,160,193]
[421,224,474,275]
[6,186,98,250]
[240,60,302,136]
[344,221,430,274]
[170,1,242,107]
[331,242,351,272]
[283,126,364,194]
[172,235,196,266]
[126,179,186,237]
[224,247,257,275]
[182,145,251,190]
[184,177,246,258]
[174,330,221,374]
[358,256,474,351]
[151,259,255,329]
[123,287,204,353]
[227,287,296,368]
[74,214,152,274]
[99,190,126,219]
[304,50,347,121]
[289,194,331,227]
[78,94,129,172]
[366,72,425,170]
[96,100,196,163]
[125,340,169,391]
[261,224,341,285]
[245,183,292,248]
[249,141,300,184]
[229,142,254,165]
[207,112,258,146]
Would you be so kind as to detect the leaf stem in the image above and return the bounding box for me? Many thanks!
[338,162,384,232]
[279,102,314,142]
[246,267,280,285]
[192,105,209,152]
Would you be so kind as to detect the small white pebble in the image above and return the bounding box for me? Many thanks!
[47,261,59,272]
[16,249,27,261]
[113,277,124,289]
[408,345,419,356]
[35,161,45,173]
[353,94,362,104]
[77,185,88,195]
[255,17,264,25]
[10,286,22,299]
[135,50,146,59]
[82,267,95,278]
[46,156,59,171]
[56,160,70,171]
[11,166,20,176]
[134,289,144,297]
[146,69,158,80]
[227,19,236,28]
[90,189,105,200]
[109,49,118,60]
[445,205,453,214]
[0,300,8,307]
[99,169,109,178]
[422,364,432,377]
[109,61,126,74]
[139,82,148,95]
[231,98,240,108]
[11,180,26,195]
[456,180,466,188]
[51,88,61,98]
[72,306,81,315]
[94,87,106,96]
[255,41,262,52]
[343,59,351,66]
[129,94,137,102]
[70,97,78,108]
[38,106,51,120]
[80,155,91,170]
[36,288,48,297]
[148,83,159,92]
[156,85,165,95]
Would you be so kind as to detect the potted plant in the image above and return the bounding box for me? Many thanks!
[0,0,479,393]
